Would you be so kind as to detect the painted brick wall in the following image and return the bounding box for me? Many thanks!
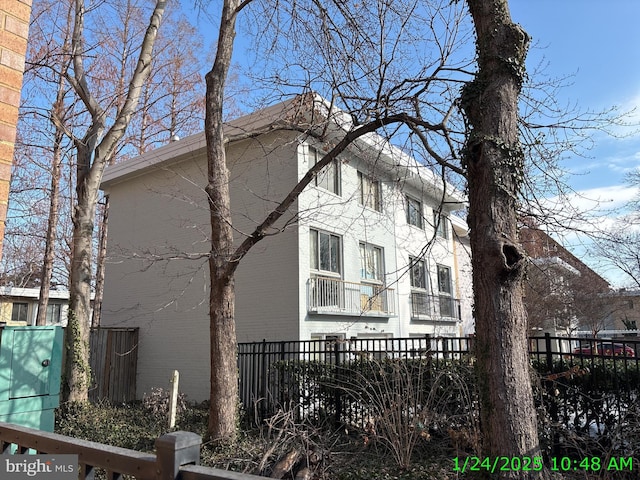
[0,0,31,259]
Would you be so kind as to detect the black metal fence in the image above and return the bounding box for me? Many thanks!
[529,334,640,450]
[238,334,640,435]
[238,335,474,425]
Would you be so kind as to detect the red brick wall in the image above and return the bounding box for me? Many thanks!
[0,0,31,260]
[520,226,610,291]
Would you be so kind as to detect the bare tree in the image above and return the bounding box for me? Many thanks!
[201,0,472,441]
[36,86,67,325]
[525,259,615,334]
[4,0,86,298]
[132,15,206,150]
[590,220,640,289]
[250,0,554,471]
[35,3,75,326]
[585,165,640,289]
[0,136,47,289]
[195,0,619,451]
[11,0,205,336]
[8,0,167,391]
[92,7,205,327]
[606,230,640,289]
[203,0,246,442]
[60,0,166,402]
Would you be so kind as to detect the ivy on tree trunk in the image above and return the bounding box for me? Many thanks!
[462,0,549,478]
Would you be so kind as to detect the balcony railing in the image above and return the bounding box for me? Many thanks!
[410,291,460,321]
[307,277,395,316]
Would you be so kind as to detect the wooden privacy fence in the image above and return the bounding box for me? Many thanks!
[88,327,139,403]
[0,421,270,480]
[61,327,139,403]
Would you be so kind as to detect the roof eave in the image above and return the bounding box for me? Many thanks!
[101,94,466,208]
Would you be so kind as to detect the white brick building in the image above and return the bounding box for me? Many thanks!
[100,96,472,400]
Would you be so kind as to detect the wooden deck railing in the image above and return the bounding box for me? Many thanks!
[0,421,269,480]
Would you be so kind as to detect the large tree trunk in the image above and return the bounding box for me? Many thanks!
[462,1,547,478]
[64,151,100,402]
[63,0,166,403]
[207,278,238,440]
[204,0,241,442]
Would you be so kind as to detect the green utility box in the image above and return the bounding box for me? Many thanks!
[0,326,63,431]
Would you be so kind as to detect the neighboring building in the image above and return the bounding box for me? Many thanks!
[520,225,612,336]
[100,95,472,401]
[602,288,640,334]
[0,1,32,260]
[0,287,70,326]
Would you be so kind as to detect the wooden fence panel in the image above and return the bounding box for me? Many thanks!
[88,327,139,403]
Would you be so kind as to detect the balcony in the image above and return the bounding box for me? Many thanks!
[307,277,395,317]
[411,291,461,321]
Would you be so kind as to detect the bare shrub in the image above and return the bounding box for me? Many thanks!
[332,357,480,469]
[142,387,187,419]
[255,406,333,479]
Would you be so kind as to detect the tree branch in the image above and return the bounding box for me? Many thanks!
[226,112,433,278]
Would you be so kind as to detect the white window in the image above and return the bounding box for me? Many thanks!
[409,257,427,290]
[11,302,28,323]
[358,171,381,211]
[437,264,452,295]
[310,229,341,275]
[437,264,455,318]
[309,334,345,361]
[360,242,385,312]
[311,147,340,195]
[46,303,62,324]
[406,196,423,228]
[434,212,448,239]
[359,242,384,283]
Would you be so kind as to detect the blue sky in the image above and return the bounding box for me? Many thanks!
[510,0,640,285]
[189,0,640,195]
[185,1,640,285]
[511,0,640,198]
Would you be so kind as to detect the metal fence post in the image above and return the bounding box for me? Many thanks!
[544,333,553,372]
[542,333,560,455]
[260,339,268,421]
[279,341,286,415]
[334,339,342,425]
[155,431,201,480]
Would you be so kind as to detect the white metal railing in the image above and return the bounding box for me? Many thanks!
[307,277,395,316]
